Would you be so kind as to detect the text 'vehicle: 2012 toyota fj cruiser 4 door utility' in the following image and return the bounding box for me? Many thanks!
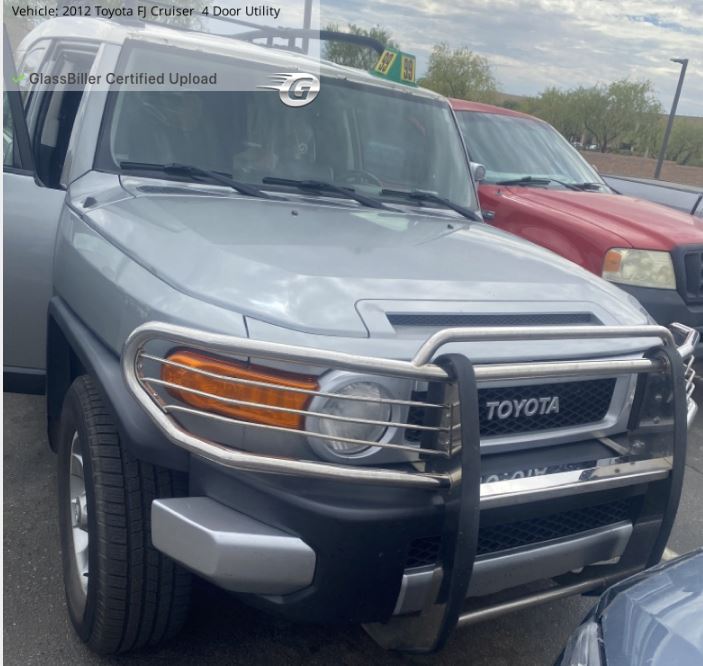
[3,17,699,655]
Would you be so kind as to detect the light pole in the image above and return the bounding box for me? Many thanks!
[654,58,688,180]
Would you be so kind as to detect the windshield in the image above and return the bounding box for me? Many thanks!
[96,48,475,210]
[456,111,606,188]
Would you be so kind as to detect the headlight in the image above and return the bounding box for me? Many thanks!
[316,382,392,455]
[306,373,401,460]
[602,249,676,289]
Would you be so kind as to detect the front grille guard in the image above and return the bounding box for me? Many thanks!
[124,321,696,652]
[122,322,698,491]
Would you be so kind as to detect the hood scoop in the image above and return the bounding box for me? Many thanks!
[134,184,226,196]
[386,312,600,332]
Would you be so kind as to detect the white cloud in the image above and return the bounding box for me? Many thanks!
[322,0,703,115]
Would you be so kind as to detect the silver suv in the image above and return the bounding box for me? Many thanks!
[3,17,698,655]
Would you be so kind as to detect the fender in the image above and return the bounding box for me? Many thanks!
[47,297,189,471]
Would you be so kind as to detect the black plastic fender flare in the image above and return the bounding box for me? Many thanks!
[48,297,189,471]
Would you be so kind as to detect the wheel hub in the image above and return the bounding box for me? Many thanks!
[68,431,89,597]
[71,493,88,530]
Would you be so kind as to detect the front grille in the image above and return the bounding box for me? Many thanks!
[406,536,442,568]
[682,249,703,303]
[476,499,633,556]
[405,378,616,443]
[405,499,635,568]
[478,378,616,438]
[388,312,599,328]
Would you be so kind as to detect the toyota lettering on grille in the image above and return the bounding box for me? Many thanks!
[485,396,560,421]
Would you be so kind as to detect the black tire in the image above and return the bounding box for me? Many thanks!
[57,375,191,654]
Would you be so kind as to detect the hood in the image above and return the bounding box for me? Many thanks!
[79,176,648,337]
[599,550,703,666]
[500,187,703,249]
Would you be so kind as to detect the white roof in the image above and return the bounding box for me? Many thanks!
[18,17,444,101]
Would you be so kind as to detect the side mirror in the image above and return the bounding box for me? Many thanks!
[470,162,486,182]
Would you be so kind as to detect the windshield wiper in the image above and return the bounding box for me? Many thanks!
[496,176,581,191]
[571,182,607,191]
[120,161,271,199]
[380,189,481,222]
[262,177,392,210]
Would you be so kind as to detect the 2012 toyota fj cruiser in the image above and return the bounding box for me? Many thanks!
[3,16,699,654]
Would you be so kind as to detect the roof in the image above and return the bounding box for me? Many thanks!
[18,17,445,102]
[449,98,538,121]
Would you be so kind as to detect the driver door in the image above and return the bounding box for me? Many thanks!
[3,31,65,393]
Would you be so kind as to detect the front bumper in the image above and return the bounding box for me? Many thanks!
[151,446,673,628]
[151,496,316,595]
[397,519,633,609]
[124,321,697,652]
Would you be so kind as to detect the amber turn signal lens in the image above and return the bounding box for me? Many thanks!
[603,249,623,274]
[162,351,319,429]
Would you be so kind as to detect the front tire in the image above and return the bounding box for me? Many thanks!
[57,375,191,654]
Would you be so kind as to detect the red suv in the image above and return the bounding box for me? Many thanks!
[452,99,703,339]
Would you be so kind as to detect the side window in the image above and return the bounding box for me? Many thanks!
[3,94,15,167]
[32,46,96,188]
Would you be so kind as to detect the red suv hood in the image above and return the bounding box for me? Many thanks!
[499,187,703,249]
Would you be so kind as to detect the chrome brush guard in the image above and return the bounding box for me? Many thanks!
[122,322,698,494]
[123,321,697,652]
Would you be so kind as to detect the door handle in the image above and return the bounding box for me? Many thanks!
[481,210,495,221]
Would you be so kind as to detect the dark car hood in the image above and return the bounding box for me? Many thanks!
[500,187,703,248]
[599,550,703,666]
[80,177,648,337]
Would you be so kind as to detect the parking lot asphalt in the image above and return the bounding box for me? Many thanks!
[4,389,703,666]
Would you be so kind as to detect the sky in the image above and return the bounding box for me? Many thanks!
[321,0,703,116]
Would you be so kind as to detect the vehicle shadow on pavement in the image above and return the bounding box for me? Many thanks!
[3,393,594,666]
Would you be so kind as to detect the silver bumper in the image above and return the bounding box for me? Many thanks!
[151,497,315,595]
[393,521,633,615]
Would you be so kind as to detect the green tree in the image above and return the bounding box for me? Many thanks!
[608,80,662,153]
[322,23,397,71]
[627,108,662,157]
[571,80,662,153]
[500,99,521,110]
[666,119,703,166]
[526,87,582,141]
[418,43,497,103]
